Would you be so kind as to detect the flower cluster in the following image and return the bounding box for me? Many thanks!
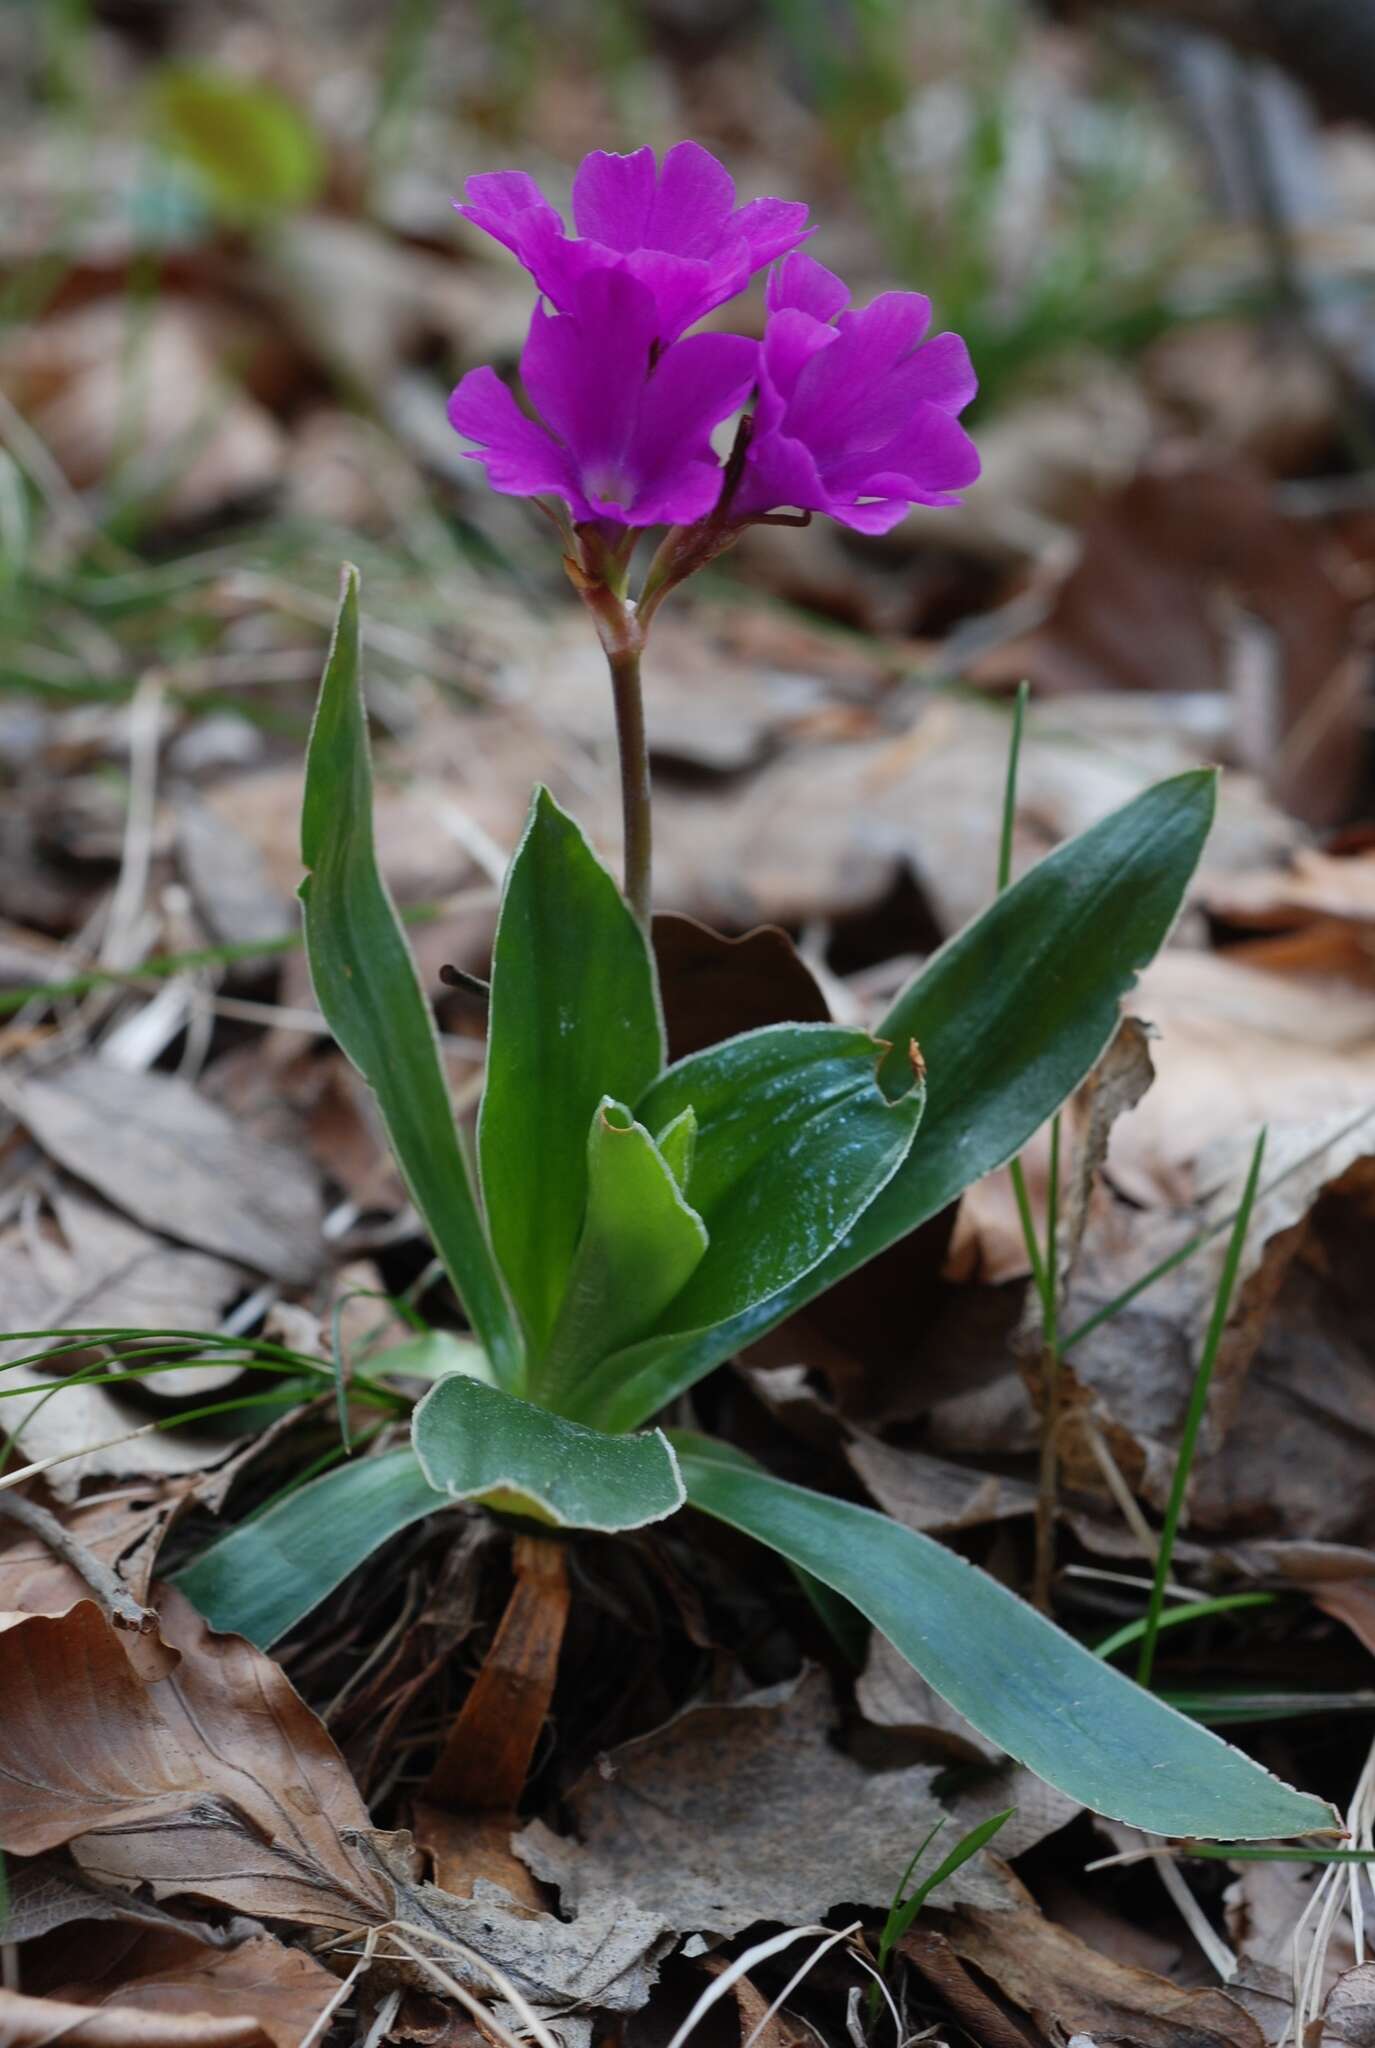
[448,140,978,573]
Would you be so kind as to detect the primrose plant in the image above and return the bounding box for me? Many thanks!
[180,144,1332,1847]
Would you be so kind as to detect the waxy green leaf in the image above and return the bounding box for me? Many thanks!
[674,1437,1336,1841]
[532,1100,708,1409]
[175,1448,449,1647]
[414,1374,684,1530]
[576,1025,925,1430]
[301,569,520,1384]
[480,788,664,1360]
[620,770,1217,1385]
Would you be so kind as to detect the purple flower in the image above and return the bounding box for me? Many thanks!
[733,253,980,534]
[448,268,757,528]
[456,141,809,343]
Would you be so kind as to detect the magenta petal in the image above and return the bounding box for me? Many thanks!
[733,428,830,519]
[826,495,913,534]
[619,247,737,342]
[646,140,736,255]
[447,368,588,515]
[735,197,812,271]
[520,271,659,483]
[455,170,563,255]
[904,329,978,415]
[788,292,936,457]
[759,307,837,419]
[630,332,757,488]
[618,459,726,527]
[827,403,982,500]
[571,148,657,252]
[766,251,848,322]
[832,291,934,367]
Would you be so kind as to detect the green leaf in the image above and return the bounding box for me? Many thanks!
[368,1330,495,1385]
[533,1101,708,1408]
[413,1374,684,1531]
[301,568,520,1385]
[655,1106,697,1192]
[674,1438,1335,1840]
[174,1448,448,1647]
[479,787,664,1360]
[151,66,326,220]
[575,1025,925,1430]
[626,771,1216,1379]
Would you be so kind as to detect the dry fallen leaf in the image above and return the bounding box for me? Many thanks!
[1327,1966,1375,2048]
[0,300,286,528]
[933,1878,1266,2048]
[7,1060,327,1285]
[354,1826,675,2014]
[0,1585,389,1930]
[43,1930,339,2048]
[0,1198,245,1502]
[0,1986,272,2047]
[515,1667,1010,1940]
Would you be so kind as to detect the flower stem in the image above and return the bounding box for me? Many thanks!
[606,638,652,931]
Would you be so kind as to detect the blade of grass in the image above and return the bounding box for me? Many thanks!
[1162,1688,1375,1724]
[994,682,1064,1609]
[0,902,449,1016]
[866,1816,945,2022]
[1180,1846,1375,1864]
[1136,1128,1267,1689]
[1094,1590,1278,1661]
[867,1807,1014,2020]
[998,684,1052,1315]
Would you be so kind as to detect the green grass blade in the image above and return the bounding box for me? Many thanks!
[1137,1128,1267,1689]
[1095,1591,1278,1663]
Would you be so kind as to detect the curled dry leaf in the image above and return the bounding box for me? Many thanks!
[0,1584,388,1930]
[1062,1112,1375,1534]
[928,1880,1266,2048]
[1203,844,1375,937]
[652,912,829,1063]
[352,1827,675,2014]
[952,1015,1157,1288]
[39,1930,340,2048]
[845,1431,1036,1536]
[0,1854,229,1945]
[1327,1966,1375,2048]
[978,459,1366,828]
[1103,952,1375,1210]
[0,1987,271,2047]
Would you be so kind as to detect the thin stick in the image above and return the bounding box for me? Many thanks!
[0,1423,157,1493]
[1136,1128,1267,1689]
[0,1491,157,1633]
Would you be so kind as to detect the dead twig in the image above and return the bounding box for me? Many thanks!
[0,1489,157,1634]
